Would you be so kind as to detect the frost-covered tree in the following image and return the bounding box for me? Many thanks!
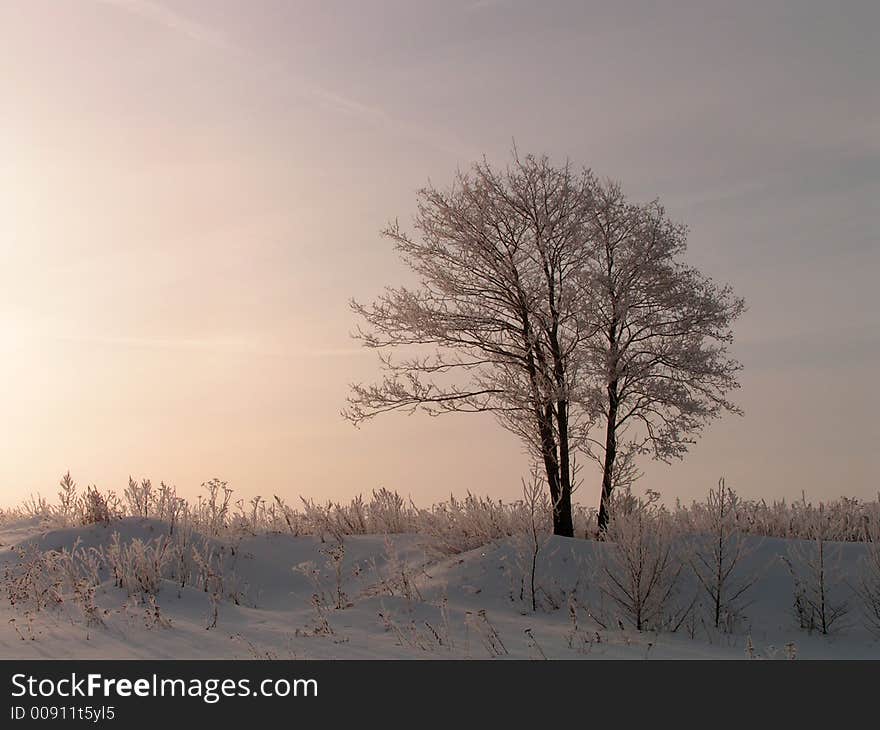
[598,491,682,631]
[855,520,880,636]
[784,509,850,635]
[687,479,758,628]
[345,153,745,536]
[582,182,745,531]
[344,154,600,536]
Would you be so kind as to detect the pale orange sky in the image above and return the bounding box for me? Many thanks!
[1,1,878,509]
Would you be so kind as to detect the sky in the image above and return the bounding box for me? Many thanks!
[1,0,877,510]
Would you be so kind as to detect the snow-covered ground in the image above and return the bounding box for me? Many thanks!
[1,516,877,659]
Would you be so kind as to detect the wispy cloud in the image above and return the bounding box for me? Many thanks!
[43,332,264,353]
[94,0,229,48]
[301,347,370,358]
[92,0,472,158]
[12,326,370,359]
[300,81,474,158]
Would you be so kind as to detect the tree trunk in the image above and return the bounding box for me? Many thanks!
[533,403,573,537]
[555,399,574,537]
[535,406,563,532]
[597,381,618,533]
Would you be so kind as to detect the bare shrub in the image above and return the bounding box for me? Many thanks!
[783,509,850,635]
[3,539,106,630]
[9,495,49,523]
[124,477,153,519]
[419,493,543,556]
[509,468,552,613]
[687,478,758,630]
[322,539,350,610]
[367,488,413,533]
[295,594,336,638]
[378,599,453,653]
[854,520,880,636]
[3,546,64,612]
[294,540,357,613]
[18,472,880,549]
[197,478,234,536]
[103,534,174,597]
[57,472,78,525]
[464,609,508,657]
[368,536,423,604]
[678,491,880,543]
[273,495,305,535]
[598,491,682,631]
[81,487,115,526]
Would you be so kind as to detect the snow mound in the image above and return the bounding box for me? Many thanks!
[1,518,878,659]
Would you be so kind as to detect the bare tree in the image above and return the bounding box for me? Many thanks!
[344,154,600,536]
[345,153,745,536]
[784,510,850,635]
[688,478,758,629]
[598,491,682,631]
[516,466,551,612]
[582,182,745,531]
[854,519,880,636]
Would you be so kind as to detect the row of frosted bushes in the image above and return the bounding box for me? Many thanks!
[3,476,880,641]
[3,473,880,547]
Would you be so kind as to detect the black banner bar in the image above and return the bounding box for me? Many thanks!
[1,659,875,726]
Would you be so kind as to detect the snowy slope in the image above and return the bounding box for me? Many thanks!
[0,517,877,659]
